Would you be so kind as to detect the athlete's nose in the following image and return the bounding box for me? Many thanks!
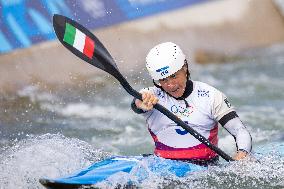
[166,80,176,89]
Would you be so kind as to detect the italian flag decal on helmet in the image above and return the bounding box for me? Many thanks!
[63,23,95,59]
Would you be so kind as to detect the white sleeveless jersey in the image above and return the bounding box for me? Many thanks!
[140,81,235,160]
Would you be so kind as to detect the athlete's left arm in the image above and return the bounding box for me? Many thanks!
[222,117,252,160]
[212,89,252,160]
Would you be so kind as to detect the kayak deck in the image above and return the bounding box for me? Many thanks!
[40,155,206,188]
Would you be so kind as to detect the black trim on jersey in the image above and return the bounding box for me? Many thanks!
[176,80,193,108]
[176,80,193,100]
[131,99,146,114]
[218,111,239,127]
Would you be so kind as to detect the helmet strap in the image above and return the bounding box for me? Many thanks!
[184,59,191,81]
[153,79,163,89]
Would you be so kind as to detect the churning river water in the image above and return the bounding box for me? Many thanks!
[0,44,284,189]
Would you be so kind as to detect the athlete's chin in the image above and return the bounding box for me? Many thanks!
[169,90,183,98]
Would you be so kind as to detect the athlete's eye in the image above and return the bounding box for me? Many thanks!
[170,74,177,79]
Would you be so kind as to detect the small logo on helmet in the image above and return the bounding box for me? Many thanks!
[156,66,169,77]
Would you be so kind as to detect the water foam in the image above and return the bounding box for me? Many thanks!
[0,134,109,189]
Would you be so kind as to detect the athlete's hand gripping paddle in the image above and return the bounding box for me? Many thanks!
[52,14,234,162]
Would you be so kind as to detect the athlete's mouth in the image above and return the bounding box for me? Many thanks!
[171,88,179,93]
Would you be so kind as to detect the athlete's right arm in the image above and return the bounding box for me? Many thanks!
[131,91,159,113]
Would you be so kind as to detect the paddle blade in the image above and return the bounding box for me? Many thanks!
[52,14,120,76]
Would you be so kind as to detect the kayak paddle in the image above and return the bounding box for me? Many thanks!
[52,14,234,162]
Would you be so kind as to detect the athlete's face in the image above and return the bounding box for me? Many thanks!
[159,66,187,98]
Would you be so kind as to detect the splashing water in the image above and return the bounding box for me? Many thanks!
[0,134,109,189]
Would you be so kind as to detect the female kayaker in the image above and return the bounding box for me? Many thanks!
[131,42,252,165]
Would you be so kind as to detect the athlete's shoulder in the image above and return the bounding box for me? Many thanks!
[193,80,216,90]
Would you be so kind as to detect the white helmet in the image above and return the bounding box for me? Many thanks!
[146,42,186,80]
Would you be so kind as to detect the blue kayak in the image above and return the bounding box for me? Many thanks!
[40,142,284,188]
[39,155,207,189]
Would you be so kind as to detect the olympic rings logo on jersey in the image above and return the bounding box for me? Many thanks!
[170,104,194,117]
